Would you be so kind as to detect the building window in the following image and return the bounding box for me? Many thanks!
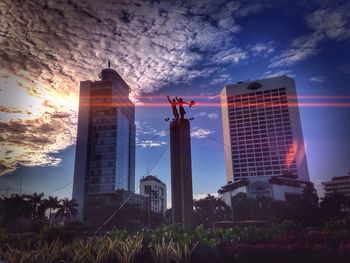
[144,185,151,195]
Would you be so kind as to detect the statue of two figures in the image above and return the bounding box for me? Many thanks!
[167,96,195,120]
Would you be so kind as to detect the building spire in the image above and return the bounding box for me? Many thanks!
[108,60,111,69]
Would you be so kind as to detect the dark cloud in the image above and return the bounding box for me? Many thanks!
[0,113,76,175]
[0,0,270,175]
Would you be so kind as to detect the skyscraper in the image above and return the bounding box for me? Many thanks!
[219,76,311,204]
[221,75,309,182]
[72,66,135,220]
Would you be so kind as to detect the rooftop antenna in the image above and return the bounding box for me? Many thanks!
[108,60,111,69]
[147,165,150,176]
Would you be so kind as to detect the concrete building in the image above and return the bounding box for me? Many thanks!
[72,66,136,221]
[218,176,314,206]
[140,175,167,214]
[322,173,350,197]
[219,76,311,205]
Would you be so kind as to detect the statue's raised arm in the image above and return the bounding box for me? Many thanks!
[167,96,179,120]
[168,96,195,120]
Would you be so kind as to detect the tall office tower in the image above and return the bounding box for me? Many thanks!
[72,67,135,221]
[221,76,309,184]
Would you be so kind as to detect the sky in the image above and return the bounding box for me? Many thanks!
[0,0,350,205]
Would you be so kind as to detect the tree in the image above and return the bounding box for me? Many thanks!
[193,194,231,227]
[24,192,44,220]
[231,193,256,221]
[320,192,347,220]
[301,184,319,206]
[44,196,60,225]
[0,194,31,228]
[84,202,147,230]
[55,198,78,224]
[298,184,319,225]
[270,200,289,222]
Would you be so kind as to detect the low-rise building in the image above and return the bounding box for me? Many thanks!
[218,175,314,207]
[322,173,350,197]
[140,175,167,214]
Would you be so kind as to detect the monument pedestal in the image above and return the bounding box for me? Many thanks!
[170,118,193,227]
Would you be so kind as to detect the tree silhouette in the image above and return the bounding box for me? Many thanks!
[298,184,320,225]
[320,192,347,220]
[55,198,78,224]
[24,192,44,220]
[44,196,60,225]
[301,184,319,206]
[0,194,31,227]
[193,194,231,227]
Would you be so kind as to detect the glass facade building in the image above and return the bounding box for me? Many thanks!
[72,68,135,220]
[221,76,309,183]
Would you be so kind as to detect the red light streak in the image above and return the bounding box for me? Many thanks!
[78,94,350,108]
[80,95,350,99]
[80,101,350,108]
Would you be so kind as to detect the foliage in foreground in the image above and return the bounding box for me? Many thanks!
[0,220,350,263]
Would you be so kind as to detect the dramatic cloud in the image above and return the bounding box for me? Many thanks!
[270,32,322,67]
[310,76,325,82]
[136,122,167,137]
[136,140,167,148]
[207,113,219,119]
[195,112,218,119]
[135,121,167,148]
[261,69,294,79]
[212,47,247,64]
[196,112,208,117]
[193,193,219,200]
[191,127,215,139]
[270,2,350,67]
[0,0,268,175]
[250,42,274,56]
[210,74,235,85]
[0,111,76,175]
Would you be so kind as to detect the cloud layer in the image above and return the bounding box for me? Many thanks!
[1,0,347,176]
[135,121,167,148]
[191,127,215,139]
[270,2,350,67]
[0,0,267,175]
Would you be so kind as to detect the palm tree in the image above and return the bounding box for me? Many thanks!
[56,198,78,224]
[301,184,319,206]
[44,196,60,225]
[25,192,44,220]
[0,194,31,226]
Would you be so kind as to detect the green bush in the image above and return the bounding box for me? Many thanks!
[0,221,349,263]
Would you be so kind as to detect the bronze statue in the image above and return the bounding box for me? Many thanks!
[167,96,179,120]
[167,96,195,120]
